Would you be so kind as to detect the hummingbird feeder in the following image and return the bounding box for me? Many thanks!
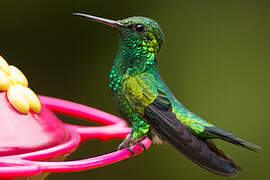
[0,56,151,180]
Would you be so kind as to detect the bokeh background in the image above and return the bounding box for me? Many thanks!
[0,0,269,179]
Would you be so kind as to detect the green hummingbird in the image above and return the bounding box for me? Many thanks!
[74,13,261,177]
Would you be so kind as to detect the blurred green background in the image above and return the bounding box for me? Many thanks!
[0,0,269,179]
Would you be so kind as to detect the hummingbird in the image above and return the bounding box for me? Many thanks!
[73,13,261,177]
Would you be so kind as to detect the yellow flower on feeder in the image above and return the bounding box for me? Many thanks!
[0,56,41,114]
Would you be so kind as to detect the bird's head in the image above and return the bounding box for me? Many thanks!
[118,16,163,59]
[74,13,164,68]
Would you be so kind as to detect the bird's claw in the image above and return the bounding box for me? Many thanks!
[119,142,146,158]
[118,134,147,158]
[126,147,135,157]
[137,142,146,151]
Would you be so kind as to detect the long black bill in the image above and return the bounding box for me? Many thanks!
[73,13,124,29]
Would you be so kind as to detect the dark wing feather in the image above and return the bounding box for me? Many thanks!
[144,95,241,177]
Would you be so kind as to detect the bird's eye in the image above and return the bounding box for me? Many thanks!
[135,24,146,32]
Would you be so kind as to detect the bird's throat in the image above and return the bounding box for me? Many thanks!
[109,42,157,93]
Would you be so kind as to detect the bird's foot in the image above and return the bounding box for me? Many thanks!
[126,148,135,157]
[117,134,134,150]
[137,142,146,151]
[118,134,147,157]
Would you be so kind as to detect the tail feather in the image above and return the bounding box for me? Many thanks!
[145,104,241,177]
[204,126,261,152]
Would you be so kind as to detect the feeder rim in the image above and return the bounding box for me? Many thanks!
[0,95,151,178]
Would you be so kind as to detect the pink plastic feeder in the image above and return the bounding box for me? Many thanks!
[0,56,151,179]
[0,95,151,179]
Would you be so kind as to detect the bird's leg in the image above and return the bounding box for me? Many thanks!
[118,133,134,150]
[117,133,147,150]
[118,120,150,153]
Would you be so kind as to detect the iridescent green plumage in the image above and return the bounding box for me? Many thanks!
[74,13,261,177]
[109,16,216,139]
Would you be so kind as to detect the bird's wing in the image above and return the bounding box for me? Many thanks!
[123,74,241,177]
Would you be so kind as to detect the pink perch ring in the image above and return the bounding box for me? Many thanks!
[0,95,151,178]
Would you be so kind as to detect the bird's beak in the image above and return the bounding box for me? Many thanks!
[73,13,124,29]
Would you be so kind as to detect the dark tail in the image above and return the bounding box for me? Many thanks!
[204,126,261,152]
[145,104,241,177]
